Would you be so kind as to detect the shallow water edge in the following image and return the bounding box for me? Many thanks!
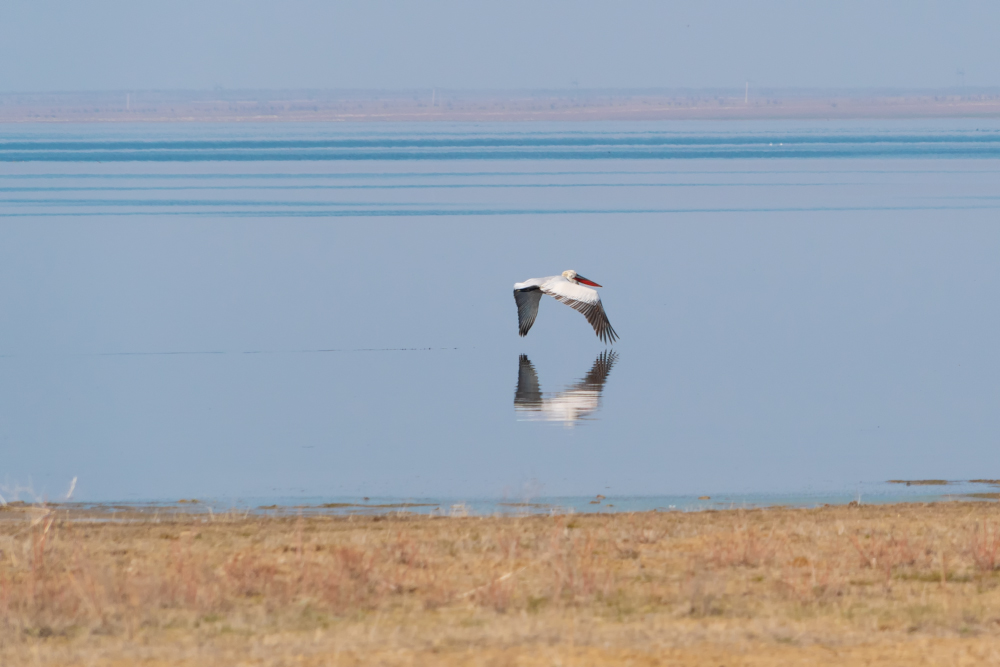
[4,480,998,518]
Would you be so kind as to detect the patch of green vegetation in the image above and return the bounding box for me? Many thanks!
[0,501,29,511]
[526,596,548,613]
[600,591,639,620]
[91,624,121,638]
[23,626,56,639]
[297,606,332,628]
[896,571,971,583]
[53,625,84,639]
[459,616,485,627]
[688,594,724,618]
[902,604,938,627]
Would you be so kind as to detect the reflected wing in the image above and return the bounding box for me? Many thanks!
[514,352,616,424]
[514,286,543,337]
[572,351,619,392]
[541,279,619,344]
[514,354,543,407]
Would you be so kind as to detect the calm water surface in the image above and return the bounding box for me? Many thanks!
[2,120,1000,507]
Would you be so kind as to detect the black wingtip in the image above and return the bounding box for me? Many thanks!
[599,325,619,344]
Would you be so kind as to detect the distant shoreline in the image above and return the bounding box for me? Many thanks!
[4,89,1000,123]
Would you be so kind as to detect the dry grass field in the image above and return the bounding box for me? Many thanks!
[2,501,1000,665]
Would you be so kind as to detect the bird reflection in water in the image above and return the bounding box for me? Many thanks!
[514,352,618,426]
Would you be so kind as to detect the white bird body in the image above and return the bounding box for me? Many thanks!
[513,270,618,343]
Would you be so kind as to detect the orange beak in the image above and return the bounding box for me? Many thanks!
[575,275,602,287]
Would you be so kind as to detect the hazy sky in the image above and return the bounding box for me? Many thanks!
[1,1,998,93]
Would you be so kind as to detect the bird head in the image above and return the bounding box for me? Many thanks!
[562,270,602,287]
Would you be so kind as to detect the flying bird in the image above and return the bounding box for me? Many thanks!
[513,270,618,343]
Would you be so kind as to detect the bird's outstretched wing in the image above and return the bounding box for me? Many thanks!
[542,279,619,344]
[514,286,543,337]
[572,351,619,392]
[514,354,543,407]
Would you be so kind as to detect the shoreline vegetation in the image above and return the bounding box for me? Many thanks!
[2,502,1000,665]
[4,89,1000,123]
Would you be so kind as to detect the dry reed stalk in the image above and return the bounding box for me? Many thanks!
[707,523,784,568]
[970,521,1000,572]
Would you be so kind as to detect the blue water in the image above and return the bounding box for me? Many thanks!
[2,120,1000,509]
[61,481,1000,516]
[3,121,1000,162]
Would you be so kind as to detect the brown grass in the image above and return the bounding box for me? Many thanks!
[2,501,1000,665]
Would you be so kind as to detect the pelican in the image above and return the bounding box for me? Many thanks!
[515,352,618,425]
[513,270,618,343]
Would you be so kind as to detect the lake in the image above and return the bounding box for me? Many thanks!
[2,119,1000,509]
